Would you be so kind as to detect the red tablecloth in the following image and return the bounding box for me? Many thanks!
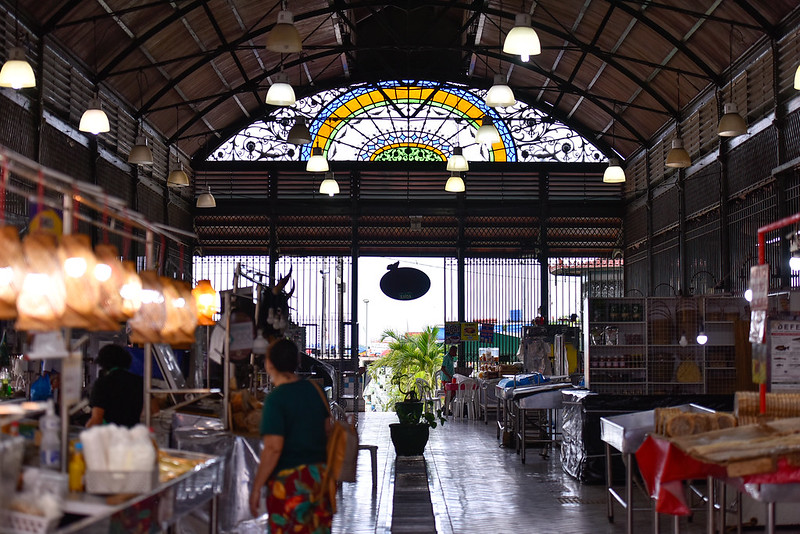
[635,434,800,515]
[444,382,478,391]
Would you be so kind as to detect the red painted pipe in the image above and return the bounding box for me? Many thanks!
[755,212,800,414]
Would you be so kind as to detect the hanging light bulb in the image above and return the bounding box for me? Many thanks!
[485,74,516,108]
[266,71,296,106]
[79,97,110,135]
[167,162,190,187]
[319,172,339,196]
[192,279,217,325]
[0,47,35,89]
[476,116,501,145]
[445,171,465,193]
[718,102,747,137]
[128,135,153,165]
[197,186,216,208]
[503,13,541,62]
[744,289,753,302]
[665,138,691,168]
[287,117,312,144]
[603,158,626,183]
[447,147,469,172]
[795,64,800,90]
[265,10,302,53]
[696,327,708,345]
[306,146,329,172]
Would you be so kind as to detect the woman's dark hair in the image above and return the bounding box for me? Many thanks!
[96,344,132,370]
[267,338,299,373]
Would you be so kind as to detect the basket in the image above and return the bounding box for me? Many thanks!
[84,469,157,494]
[0,510,59,534]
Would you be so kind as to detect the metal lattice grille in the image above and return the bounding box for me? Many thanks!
[651,229,680,295]
[625,200,647,246]
[784,108,800,162]
[685,162,721,218]
[651,185,679,235]
[727,127,778,199]
[728,186,781,293]
[685,213,722,295]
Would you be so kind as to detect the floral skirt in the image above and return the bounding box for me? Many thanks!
[266,463,332,534]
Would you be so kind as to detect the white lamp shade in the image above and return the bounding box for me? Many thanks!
[795,64,800,90]
[79,98,110,134]
[665,137,691,168]
[265,10,302,53]
[0,47,35,89]
[485,74,516,108]
[447,147,469,172]
[306,146,329,172]
[445,173,465,193]
[319,174,339,196]
[128,136,153,165]
[503,13,541,62]
[287,117,312,144]
[167,167,190,186]
[718,102,747,137]
[266,72,296,106]
[476,117,501,145]
[197,187,216,208]
[603,158,626,183]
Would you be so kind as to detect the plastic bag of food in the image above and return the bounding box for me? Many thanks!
[58,234,101,329]
[128,271,166,345]
[16,232,66,331]
[0,226,25,319]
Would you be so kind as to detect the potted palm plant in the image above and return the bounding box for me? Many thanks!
[368,326,445,456]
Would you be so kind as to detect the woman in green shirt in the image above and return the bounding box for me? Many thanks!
[249,338,333,533]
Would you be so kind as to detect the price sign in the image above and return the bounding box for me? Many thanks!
[749,264,769,311]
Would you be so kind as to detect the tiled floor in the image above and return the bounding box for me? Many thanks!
[333,412,766,534]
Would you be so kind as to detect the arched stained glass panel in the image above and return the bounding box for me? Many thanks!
[208,80,604,164]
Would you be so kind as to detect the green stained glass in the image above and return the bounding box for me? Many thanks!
[373,146,445,162]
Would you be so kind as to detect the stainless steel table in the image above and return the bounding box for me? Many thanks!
[513,385,572,463]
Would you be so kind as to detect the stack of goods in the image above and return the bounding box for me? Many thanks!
[655,407,737,438]
[2,467,66,534]
[476,350,499,379]
[735,391,800,426]
[158,451,205,482]
[79,424,158,494]
[230,390,263,435]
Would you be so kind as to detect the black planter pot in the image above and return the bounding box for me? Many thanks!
[394,400,423,424]
[389,423,430,456]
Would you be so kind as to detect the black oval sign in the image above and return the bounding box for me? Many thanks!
[380,266,431,301]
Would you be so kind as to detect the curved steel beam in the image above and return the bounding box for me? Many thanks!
[137,1,678,121]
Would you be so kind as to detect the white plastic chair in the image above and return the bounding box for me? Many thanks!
[452,378,479,419]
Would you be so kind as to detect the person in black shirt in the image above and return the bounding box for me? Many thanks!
[86,344,144,428]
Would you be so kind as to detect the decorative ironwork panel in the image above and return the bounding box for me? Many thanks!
[727,127,778,199]
[208,80,604,165]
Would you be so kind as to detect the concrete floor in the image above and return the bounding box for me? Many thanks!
[333,412,790,534]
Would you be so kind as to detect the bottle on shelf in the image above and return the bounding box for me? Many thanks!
[68,442,85,492]
[39,399,61,470]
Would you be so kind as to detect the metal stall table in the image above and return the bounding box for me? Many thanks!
[600,405,713,534]
[56,450,224,534]
[513,383,574,463]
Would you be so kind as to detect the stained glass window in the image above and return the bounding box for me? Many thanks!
[208,80,604,164]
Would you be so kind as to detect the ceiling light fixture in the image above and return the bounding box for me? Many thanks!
[503,13,541,62]
[665,138,691,168]
[447,146,469,172]
[795,64,800,90]
[445,171,465,193]
[306,146,329,172]
[718,25,747,137]
[167,163,190,187]
[287,117,312,144]
[79,96,110,135]
[128,135,153,165]
[319,172,339,196]
[485,73,516,108]
[0,47,35,89]
[266,70,296,106]
[476,116,500,145]
[265,9,302,53]
[603,158,626,183]
[196,186,216,208]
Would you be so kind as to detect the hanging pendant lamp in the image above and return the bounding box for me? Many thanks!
[603,158,626,183]
[265,10,302,53]
[167,163,190,187]
[503,13,541,62]
[718,102,747,137]
[447,147,469,172]
[795,64,800,90]
[485,74,516,108]
[476,117,501,145]
[665,138,691,168]
[445,172,465,193]
[287,117,312,144]
[0,47,35,89]
[306,146,329,172]
[197,186,216,208]
[79,97,110,134]
[319,172,339,196]
[128,135,154,165]
[266,71,296,106]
